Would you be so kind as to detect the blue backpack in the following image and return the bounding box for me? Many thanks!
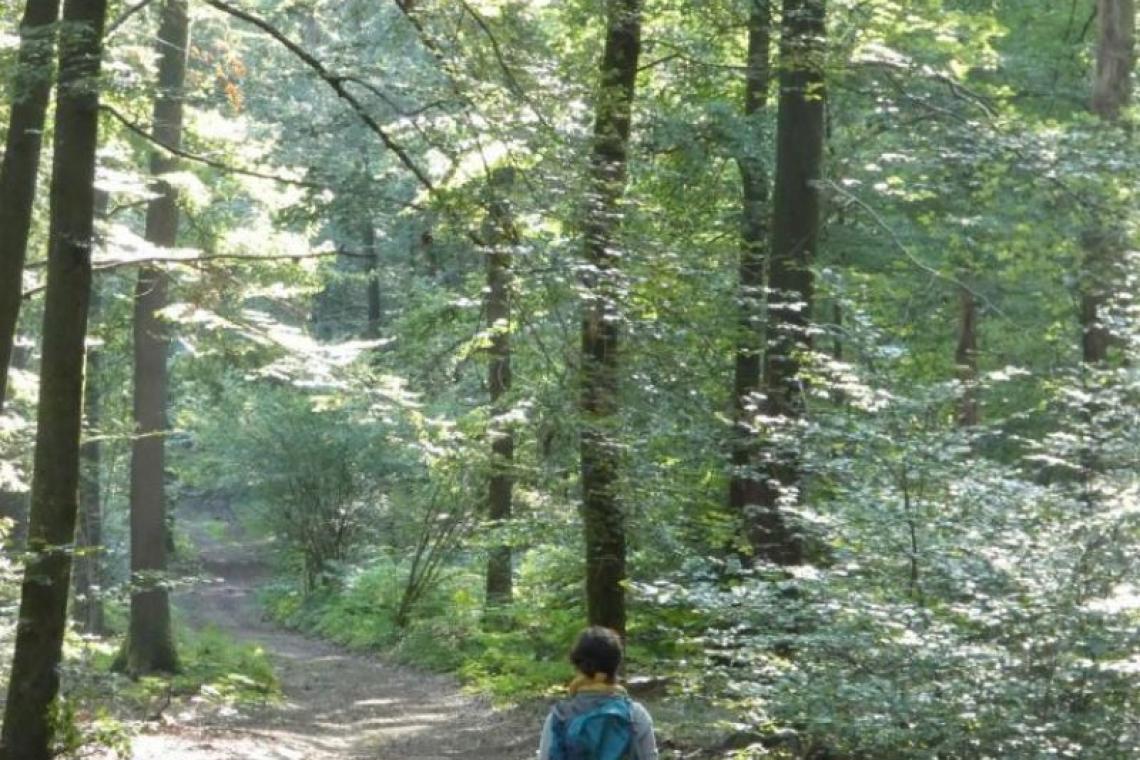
[550,696,633,760]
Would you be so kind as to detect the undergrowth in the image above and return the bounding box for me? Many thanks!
[260,549,661,702]
[47,615,280,758]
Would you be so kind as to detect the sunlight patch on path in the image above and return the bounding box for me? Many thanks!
[124,521,537,760]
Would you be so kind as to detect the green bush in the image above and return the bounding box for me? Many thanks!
[260,545,611,701]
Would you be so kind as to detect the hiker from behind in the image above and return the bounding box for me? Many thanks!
[538,626,659,760]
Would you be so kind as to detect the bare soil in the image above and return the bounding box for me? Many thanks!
[127,530,539,760]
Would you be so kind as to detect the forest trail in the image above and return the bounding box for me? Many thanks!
[127,519,538,760]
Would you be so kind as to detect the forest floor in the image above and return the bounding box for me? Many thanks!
[124,516,540,760]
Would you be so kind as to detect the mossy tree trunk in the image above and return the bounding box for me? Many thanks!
[580,0,643,635]
[0,0,108,755]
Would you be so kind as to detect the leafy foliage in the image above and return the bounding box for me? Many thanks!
[4,0,1140,756]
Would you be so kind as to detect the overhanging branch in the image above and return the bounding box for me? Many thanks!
[200,0,437,195]
[21,250,374,299]
[105,0,160,38]
[102,105,325,189]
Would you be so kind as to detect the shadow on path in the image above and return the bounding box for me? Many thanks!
[129,521,538,760]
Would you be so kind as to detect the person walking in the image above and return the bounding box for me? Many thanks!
[537,626,659,760]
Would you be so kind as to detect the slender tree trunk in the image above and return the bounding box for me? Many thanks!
[729,0,774,557]
[484,168,516,608]
[1080,0,1134,365]
[756,0,827,566]
[831,301,842,361]
[73,193,108,636]
[0,0,62,412]
[364,224,382,339]
[74,330,105,635]
[0,0,107,755]
[580,0,642,635]
[122,0,189,676]
[956,284,979,426]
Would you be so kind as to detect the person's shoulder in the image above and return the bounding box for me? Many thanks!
[627,698,654,724]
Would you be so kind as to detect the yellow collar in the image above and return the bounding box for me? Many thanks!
[568,674,625,696]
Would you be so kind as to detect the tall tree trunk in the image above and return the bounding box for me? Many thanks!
[1081,0,1134,365]
[1091,0,1135,121]
[484,168,516,608]
[729,0,774,557]
[1076,0,1133,505]
[364,224,382,339]
[74,325,105,635]
[0,0,62,412]
[580,0,642,635]
[122,0,189,676]
[956,284,979,426]
[0,0,107,754]
[73,193,109,636]
[0,0,55,551]
[756,0,827,566]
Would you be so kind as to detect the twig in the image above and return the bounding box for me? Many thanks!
[821,179,1009,320]
[105,0,159,38]
[21,250,373,299]
[102,105,325,189]
[456,0,536,108]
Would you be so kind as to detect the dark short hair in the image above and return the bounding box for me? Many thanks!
[570,626,624,681]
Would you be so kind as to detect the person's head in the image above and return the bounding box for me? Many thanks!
[569,626,624,683]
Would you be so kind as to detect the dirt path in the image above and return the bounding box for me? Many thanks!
[128,533,539,760]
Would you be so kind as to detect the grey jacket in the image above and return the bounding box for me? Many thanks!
[537,693,659,760]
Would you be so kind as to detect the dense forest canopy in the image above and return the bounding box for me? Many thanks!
[1,0,1139,757]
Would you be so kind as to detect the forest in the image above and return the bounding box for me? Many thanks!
[1,0,1139,758]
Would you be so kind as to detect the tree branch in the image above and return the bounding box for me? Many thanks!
[456,1,523,98]
[105,104,426,212]
[394,0,554,133]
[200,0,437,194]
[102,105,325,189]
[22,250,374,299]
[105,0,160,38]
[821,179,1008,320]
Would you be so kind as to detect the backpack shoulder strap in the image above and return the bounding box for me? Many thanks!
[548,702,571,760]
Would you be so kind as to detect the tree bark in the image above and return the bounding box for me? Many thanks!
[756,0,827,565]
[0,0,62,411]
[0,0,107,755]
[580,0,642,635]
[1081,0,1134,365]
[1091,0,1135,121]
[73,194,109,636]
[122,0,189,676]
[364,223,382,339]
[484,168,516,608]
[955,284,979,426]
[728,0,774,556]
